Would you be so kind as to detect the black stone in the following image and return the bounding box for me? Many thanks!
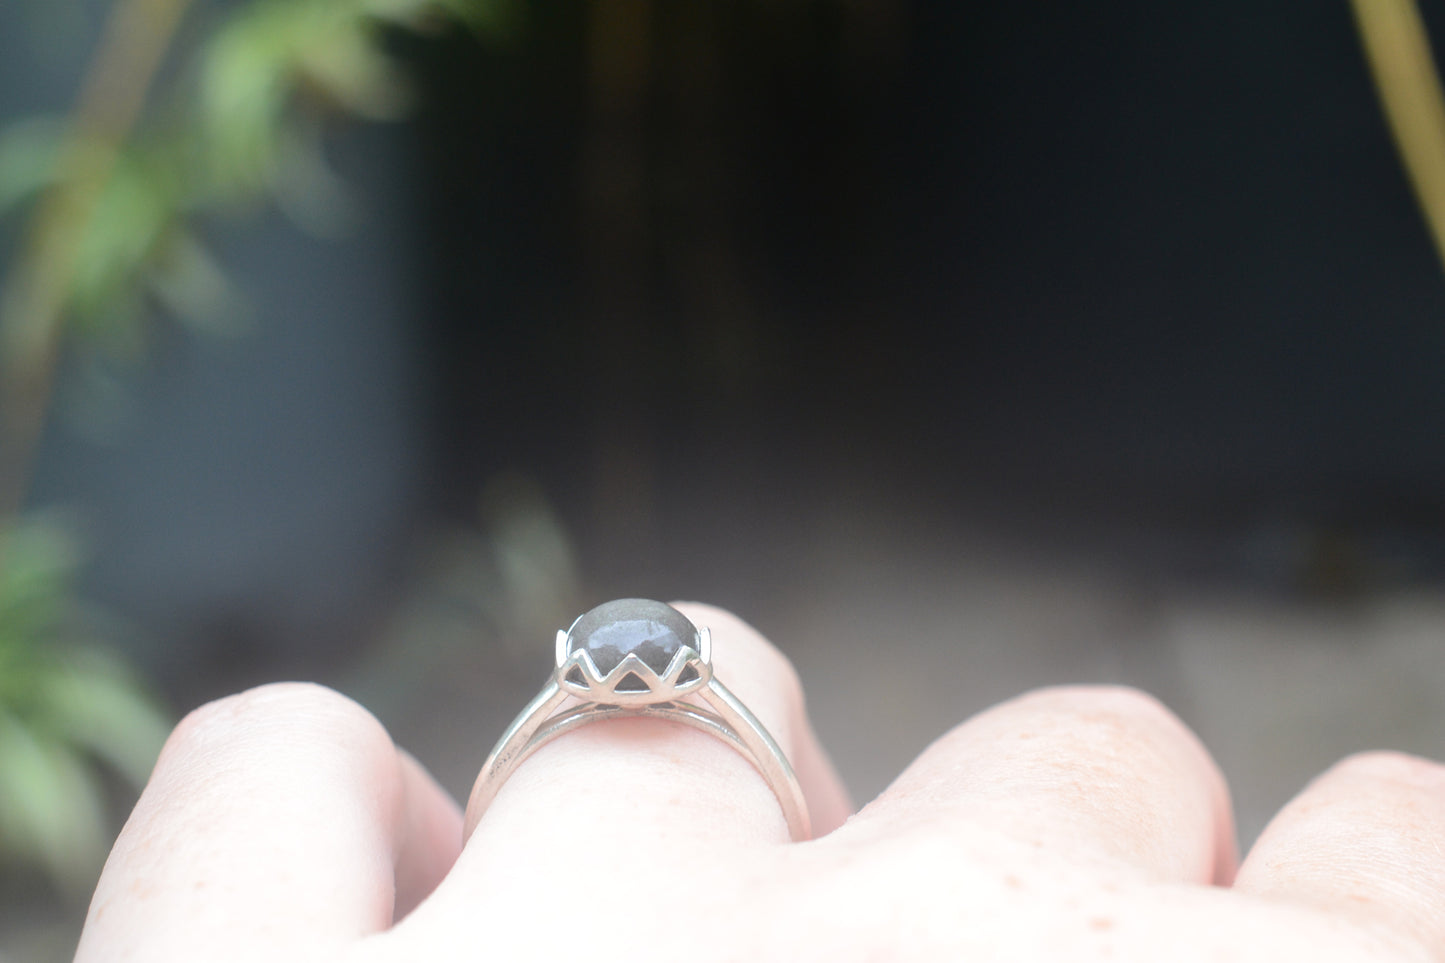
[568,599,697,676]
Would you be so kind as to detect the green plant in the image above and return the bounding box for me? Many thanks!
[0,0,507,893]
[0,0,508,508]
[1353,0,1445,274]
[0,517,170,894]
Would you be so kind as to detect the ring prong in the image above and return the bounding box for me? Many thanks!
[558,648,607,695]
[555,629,570,667]
[604,651,654,693]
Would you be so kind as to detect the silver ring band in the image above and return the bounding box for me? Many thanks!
[465,599,811,841]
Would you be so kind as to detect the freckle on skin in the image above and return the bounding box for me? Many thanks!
[1004,874,1023,890]
[1089,917,1114,932]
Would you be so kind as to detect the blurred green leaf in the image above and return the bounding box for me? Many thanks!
[374,0,513,37]
[0,116,67,216]
[146,229,249,337]
[197,2,296,197]
[0,710,107,895]
[0,518,80,661]
[271,117,359,235]
[299,15,412,120]
[33,660,170,788]
[0,516,171,893]
[67,152,175,350]
[360,0,444,23]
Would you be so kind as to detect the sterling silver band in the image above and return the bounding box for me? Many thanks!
[465,599,811,841]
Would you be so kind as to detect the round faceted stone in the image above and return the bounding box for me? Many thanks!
[568,598,698,676]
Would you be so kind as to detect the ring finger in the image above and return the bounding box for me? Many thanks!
[416,603,849,908]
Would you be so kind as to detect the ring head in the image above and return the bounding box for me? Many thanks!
[470,597,811,842]
[558,598,709,703]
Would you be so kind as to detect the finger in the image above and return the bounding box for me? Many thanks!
[1234,751,1445,956]
[74,683,462,963]
[839,685,1235,884]
[680,603,850,834]
[394,750,465,918]
[454,602,848,871]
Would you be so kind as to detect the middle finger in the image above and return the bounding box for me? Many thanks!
[835,685,1236,885]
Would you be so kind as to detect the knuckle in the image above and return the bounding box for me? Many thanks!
[1019,684,1179,728]
[1329,750,1445,787]
[1003,685,1200,762]
[166,681,386,760]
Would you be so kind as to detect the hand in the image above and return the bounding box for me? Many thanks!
[75,603,1444,961]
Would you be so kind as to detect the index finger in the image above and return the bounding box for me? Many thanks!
[74,683,462,962]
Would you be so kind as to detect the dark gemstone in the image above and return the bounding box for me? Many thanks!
[568,599,697,676]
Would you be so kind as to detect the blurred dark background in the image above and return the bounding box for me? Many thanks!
[8,0,1445,957]
[413,0,1445,598]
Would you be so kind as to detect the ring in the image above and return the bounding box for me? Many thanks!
[466,598,811,841]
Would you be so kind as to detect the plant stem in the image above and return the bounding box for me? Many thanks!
[0,0,196,521]
[1351,0,1445,271]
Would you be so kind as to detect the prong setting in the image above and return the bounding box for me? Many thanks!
[552,598,712,706]
[468,597,812,842]
[556,642,710,705]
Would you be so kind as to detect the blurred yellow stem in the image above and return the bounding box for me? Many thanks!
[1351,0,1445,270]
[0,0,195,518]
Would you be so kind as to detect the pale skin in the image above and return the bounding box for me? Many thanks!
[75,603,1445,962]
